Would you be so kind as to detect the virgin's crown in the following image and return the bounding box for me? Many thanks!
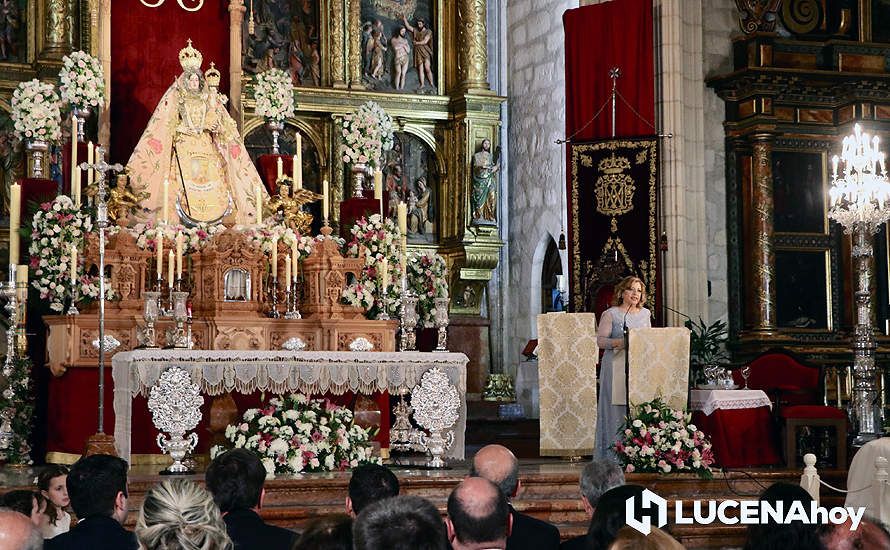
[205,62,221,88]
[179,39,203,71]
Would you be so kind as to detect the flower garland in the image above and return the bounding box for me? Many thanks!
[406,251,449,327]
[239,220,313,258]
[28,196,99,312]
[11,79,62,144]
[128,221,225,253]
[342,214,403,319]
[613,398,715,478]
[339,101,394,170]
[59,51,105,110]
[211,393,380,476]
[254,69,295,122]
[0,355,34,465]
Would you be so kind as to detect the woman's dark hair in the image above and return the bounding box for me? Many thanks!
[587,484,650,550]
[37,463,70,525]
[743,482,826,550]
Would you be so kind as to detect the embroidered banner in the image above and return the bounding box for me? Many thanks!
[569,138,659,316]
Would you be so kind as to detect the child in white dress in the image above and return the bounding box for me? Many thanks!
[38,464,72,539]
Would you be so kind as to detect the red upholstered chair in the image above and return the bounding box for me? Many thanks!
[739,349,847,468]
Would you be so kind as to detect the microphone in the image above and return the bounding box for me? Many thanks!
[663,304,693,328]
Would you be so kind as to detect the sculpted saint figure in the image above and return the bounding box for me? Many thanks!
[401,16,435,90]
[127,40,266,226]
[390,27,411,90]
[471,139,500,223]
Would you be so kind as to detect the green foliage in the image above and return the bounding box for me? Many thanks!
[685,317,729,366]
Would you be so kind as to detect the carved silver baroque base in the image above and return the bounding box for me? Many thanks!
[410,367,460,468]
[148,367,204,474]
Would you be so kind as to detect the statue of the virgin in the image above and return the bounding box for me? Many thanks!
[127,40,266,226]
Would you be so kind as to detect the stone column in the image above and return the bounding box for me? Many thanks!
[749,132,777,331]
[228,0,246,126]
[41,0,72,60]
[347,0,363,89]
[98,0,111,147]
[330,0,347,88]
[457,0,490,92]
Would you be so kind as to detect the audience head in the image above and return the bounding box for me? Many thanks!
[346,464,400,517]
[580,459,625,518]
[135,479,233,550]
[293,514,353,550]
[0,491,46,530]
[206,448,266,513]
[37,463,70,524]
[608,526,686,550]
[353,495,448,550]
[819,517,890,550]
[587,484,650,550]
[470,444,520,499]
[446,477,511,550]
[67,454,130,523]
[0,508,42,550]
[744,482,825,550]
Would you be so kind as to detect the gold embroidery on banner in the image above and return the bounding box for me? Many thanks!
[594,154,635,217]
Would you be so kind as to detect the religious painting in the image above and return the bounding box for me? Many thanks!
[772,150,827,234]
[382,131,438,243]
[360,0,437,94]
[0,0,25,64]
[242,0,321,87]
[775,249,831,330]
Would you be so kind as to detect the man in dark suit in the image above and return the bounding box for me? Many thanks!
[560,459,625,549]
[446,477,512,550]
[346,463,400,517]
[205,449,297,550]
[471,444,560,550]
[44,454,137,550]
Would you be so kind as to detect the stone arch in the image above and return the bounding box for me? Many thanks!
[528,231,561,337]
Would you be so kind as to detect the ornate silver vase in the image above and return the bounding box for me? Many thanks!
[351,162,368,198]
[148,367,204,475]
[411,367,460,468]
[72,106,91,143]
[267,120,285,154]
[400,291,419,351]
[25,139,48,178]
[138,291,161,348]
[433,296,449,352]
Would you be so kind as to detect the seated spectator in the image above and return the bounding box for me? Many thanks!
[38,464,72,539]
[206,449,297,550]
[744,482,825,550]
[346,463,400,517]
[353,495,448,550]
[0,490,47,531]
[562,459,625,549]
[446,477,512,550]
[608,526,686,549]
[471,444,560,550]
[293,514,352,550]
[44,454,137,550]
[135,479,232,550]
[586,484,649,549]
[0,508,43,550]
[819,517,890,550]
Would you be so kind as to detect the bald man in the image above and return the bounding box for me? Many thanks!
[0,508,42,550]
[446,477,512,550]
[470,445,560,550]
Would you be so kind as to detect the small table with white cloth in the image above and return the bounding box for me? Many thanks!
[689,389,782,467]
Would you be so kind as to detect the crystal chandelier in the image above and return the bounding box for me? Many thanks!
[828,123,890,446]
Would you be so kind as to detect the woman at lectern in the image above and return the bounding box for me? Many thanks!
[594,276,650,459]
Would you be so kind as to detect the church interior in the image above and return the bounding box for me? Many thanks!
[2,0,890,548]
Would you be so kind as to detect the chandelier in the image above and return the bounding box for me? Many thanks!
[139,0,204,12]
[828,124,890,232]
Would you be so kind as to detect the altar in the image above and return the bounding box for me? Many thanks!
[112,349,469,461]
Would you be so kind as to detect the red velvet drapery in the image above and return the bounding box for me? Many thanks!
[563,0,655,310]
[109,0,230,164]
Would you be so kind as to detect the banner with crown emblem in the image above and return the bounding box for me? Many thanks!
[569,138,659,315]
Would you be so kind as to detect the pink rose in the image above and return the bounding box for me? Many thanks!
[147,138,163,155]
[229,144,241,158]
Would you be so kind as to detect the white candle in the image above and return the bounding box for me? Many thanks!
[87,141,94,186]
[397,201,407,235]
[9,182,20,265]
[167,250,174,287]
[291,242,299,281]
[295,133,303,189]
[322,179,329,221]
[73,167,81,208]
[70,114,77,196]
[285,254,291,285]
[380,257,389,289]
[175,231,184,279]
[256,184,263,224]
[156,234,164,277]
[16,265,27,302]
[374,170,382,200]
[277,157,283,181]
[162,178,169,224]
[271,237,278,280]
[70,245,77,284]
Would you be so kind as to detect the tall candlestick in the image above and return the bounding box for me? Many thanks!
[397,201,407,235]
[87,141,94,186]
[9,182,20,265]
[256,184,263,224]
[271,237,278,280]
[323,179,329,221]
[70,114,77,197]
[156,235,164,277]
[175,231,184,279]
[162,179,170,224]
[70,245,77,284]
[277,157,283,181]
[295,133,303,189]
[285,254,291,285]
[167,250,174,287]
[16,265,27,303]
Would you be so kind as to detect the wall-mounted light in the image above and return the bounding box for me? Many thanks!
[140,0,204,12]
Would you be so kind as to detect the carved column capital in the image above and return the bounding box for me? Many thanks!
[456,0,490,93]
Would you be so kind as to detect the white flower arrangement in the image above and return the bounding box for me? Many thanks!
[128,221,225,253]
[11,79,62,144]
[254,69,295,122]
[211,393,380,476]
[614,398,715,478]
[59,50,105,110]
[342,214,404,318]
[407,251,449,327]
[239,219,311,257]
[339,101,394,170]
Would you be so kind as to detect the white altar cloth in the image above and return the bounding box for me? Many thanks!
[689,389,772,416]
[112,349,469,462]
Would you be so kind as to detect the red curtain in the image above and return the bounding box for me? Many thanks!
[109,0,230,164]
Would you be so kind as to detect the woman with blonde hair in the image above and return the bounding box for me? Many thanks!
[594,275,651,459]
[136,479,232,550]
